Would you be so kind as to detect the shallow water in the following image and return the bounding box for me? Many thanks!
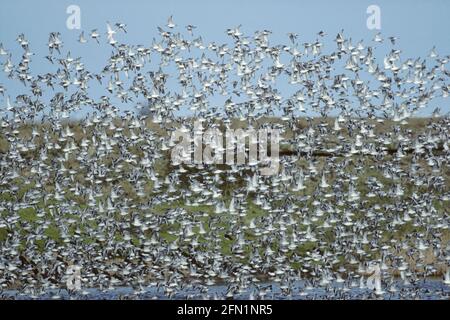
[3,279,449,300]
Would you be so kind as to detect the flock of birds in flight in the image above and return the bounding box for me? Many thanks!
[0,16,449,299]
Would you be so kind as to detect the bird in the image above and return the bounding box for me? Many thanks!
[0,17,448,301]
[78,31,87,44]
[167,15,176,29]
[90,29,100,43]
[186,24,196,36]
[115,23,127,33]
[106,23,117,46]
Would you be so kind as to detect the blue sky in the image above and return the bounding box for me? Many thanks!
[0,0,449,116]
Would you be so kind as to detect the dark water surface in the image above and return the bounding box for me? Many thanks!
[3,279,449,300]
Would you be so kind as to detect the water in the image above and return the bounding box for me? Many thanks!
[3,279,449,300]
